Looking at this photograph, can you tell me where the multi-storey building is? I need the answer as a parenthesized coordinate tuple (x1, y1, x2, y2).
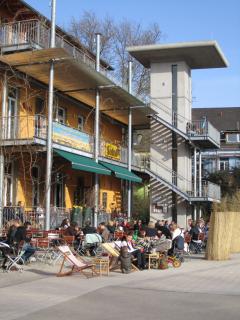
(0, 1, 229, 229)
(128, 41, 228, 225)
(0, 0, 148, 228)
(192, 107, 240, 175)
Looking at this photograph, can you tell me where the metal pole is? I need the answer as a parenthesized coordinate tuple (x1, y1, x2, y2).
(45, 0, 56, 230)
(0, 72, 7, 229)
(193, 205, 197, 221)
(94, 33, 101, 228)
(127, 60, 133, 221)
(194, 147, 197, 197)
(199, 150, 202, 197)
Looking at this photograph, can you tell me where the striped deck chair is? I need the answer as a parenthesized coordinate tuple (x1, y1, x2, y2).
(57, 245, 98, 278)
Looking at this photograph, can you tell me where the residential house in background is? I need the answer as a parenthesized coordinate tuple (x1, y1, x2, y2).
(192, 107, 240, 176)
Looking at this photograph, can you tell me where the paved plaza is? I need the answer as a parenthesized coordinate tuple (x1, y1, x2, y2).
(1, 254, 240, 320)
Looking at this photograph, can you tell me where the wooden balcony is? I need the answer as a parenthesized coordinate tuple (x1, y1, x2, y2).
(0, 115, 128, 164)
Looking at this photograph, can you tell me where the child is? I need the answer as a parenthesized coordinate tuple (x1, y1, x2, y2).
(119, 246, 132, 274)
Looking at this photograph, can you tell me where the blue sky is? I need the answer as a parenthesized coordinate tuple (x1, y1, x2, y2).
(26, 0, 240, 108)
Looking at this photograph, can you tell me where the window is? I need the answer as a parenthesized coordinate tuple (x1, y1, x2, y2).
(77, 115, 84, 131)
(56, 107, 66, 124)
(220, 159, 229, 171)
(4, 162, 13, 206)
(102, 192, 107, 210)
(35, 98, 45, 114)
(226, 133, 240, 143)
(203, 159, 216, 175)
(133, 133, 143, 145)
(54, 173, 65, 208)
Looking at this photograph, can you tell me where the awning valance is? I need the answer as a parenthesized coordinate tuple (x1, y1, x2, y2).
(100, 161, 142, 183)
(54, 149, 111, 175)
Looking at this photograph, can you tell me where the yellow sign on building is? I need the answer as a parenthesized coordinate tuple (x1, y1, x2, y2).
(105, 143, 121, 160)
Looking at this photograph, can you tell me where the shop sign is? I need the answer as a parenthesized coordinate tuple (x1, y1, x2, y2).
(105, 143, 121, 160)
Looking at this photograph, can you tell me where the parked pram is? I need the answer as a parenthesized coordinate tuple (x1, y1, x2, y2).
(76, 233, 102, 256)
(168, 235, 185, 262)
(0, 242, 24, 272)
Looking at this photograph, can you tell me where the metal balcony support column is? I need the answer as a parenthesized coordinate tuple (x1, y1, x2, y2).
(199, 150, 202, 197)
(194, 147, 197, 197)
(45, 0, 56, 231)
(94, 33, 101, 228)
(127, 60, 133, 221)
(193, 205, 197, 221)
(0, 73, 7, 229)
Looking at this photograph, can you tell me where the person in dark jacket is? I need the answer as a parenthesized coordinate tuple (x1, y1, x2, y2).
(145, 221, 157, 238)
(15, 222, 36, 263)
(156, 220, 172, 239)
(82, 221, 97, 235)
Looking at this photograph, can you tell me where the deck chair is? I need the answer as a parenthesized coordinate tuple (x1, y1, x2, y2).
(57, 245, 98, 278)
(101, 243, 139, 272)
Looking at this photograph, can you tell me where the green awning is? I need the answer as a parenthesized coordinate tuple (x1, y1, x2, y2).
(54, 149, 111, 175)
(100, 161, 142, 183)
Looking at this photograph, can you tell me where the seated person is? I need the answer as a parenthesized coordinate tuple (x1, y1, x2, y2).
(189, 221, 202, 253)
(168, 222, 184, 256)
(82, 221, 97, 235)
(15, 221, 36, 263)
(135, 230, 151, 253)
(60, 218, 70, 230)
(64, 222, 82, 249)
(120, 232, 146, 270)
(156, 220, 172, 239)
(145, 221, 158, 238)
(97, 222, 110, 242)
(0, 220, 20, 269)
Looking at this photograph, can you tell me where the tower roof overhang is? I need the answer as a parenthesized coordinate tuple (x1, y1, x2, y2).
(127, 41, 229, 69)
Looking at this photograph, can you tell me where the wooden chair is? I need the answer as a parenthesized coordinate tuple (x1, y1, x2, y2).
(62, 235, 75, 247)
(101, 243, 139, 272)
(57, 245, 98, 277)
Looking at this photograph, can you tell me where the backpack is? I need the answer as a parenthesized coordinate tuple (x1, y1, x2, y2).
(174, 235, 184, 250)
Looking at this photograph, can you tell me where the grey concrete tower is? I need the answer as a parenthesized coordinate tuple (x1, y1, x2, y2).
(128, 41, 228, 226)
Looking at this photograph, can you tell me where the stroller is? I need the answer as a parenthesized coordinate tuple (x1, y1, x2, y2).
(169, 235, 185, 262)
(0, 242, 24, 272)
(76, 233, 102, 256)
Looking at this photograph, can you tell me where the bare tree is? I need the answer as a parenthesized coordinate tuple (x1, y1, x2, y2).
(69, 12, 162, 99)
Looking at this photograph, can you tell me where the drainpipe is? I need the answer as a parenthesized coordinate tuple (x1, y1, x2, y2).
(199, 150, 202, 197)
(94, 33, 101, 228)
(127, 60, 133, 221)
(45, 0, 56, 230)
(194, 147, 197, 197)
(0, 72, 7, 229)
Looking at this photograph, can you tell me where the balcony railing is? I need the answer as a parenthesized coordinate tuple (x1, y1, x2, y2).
(0, 19, 108, 75)
(151, 98, 220, 147)
(132, 152, 221, 201)
(188, 181, 221, 201)
(100, 140, 128, 163)
(0, 115, 127, 163)
(187, 120, 220, 147)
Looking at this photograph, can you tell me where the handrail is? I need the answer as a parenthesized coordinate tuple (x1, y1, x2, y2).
(0, 19, 108, 76)
(0, 115, 127, 162)
(150, 97, 220, 146)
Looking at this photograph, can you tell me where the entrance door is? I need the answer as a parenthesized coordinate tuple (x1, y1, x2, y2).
(54, 173, 65, 208)
(32, 166, 40, 208)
